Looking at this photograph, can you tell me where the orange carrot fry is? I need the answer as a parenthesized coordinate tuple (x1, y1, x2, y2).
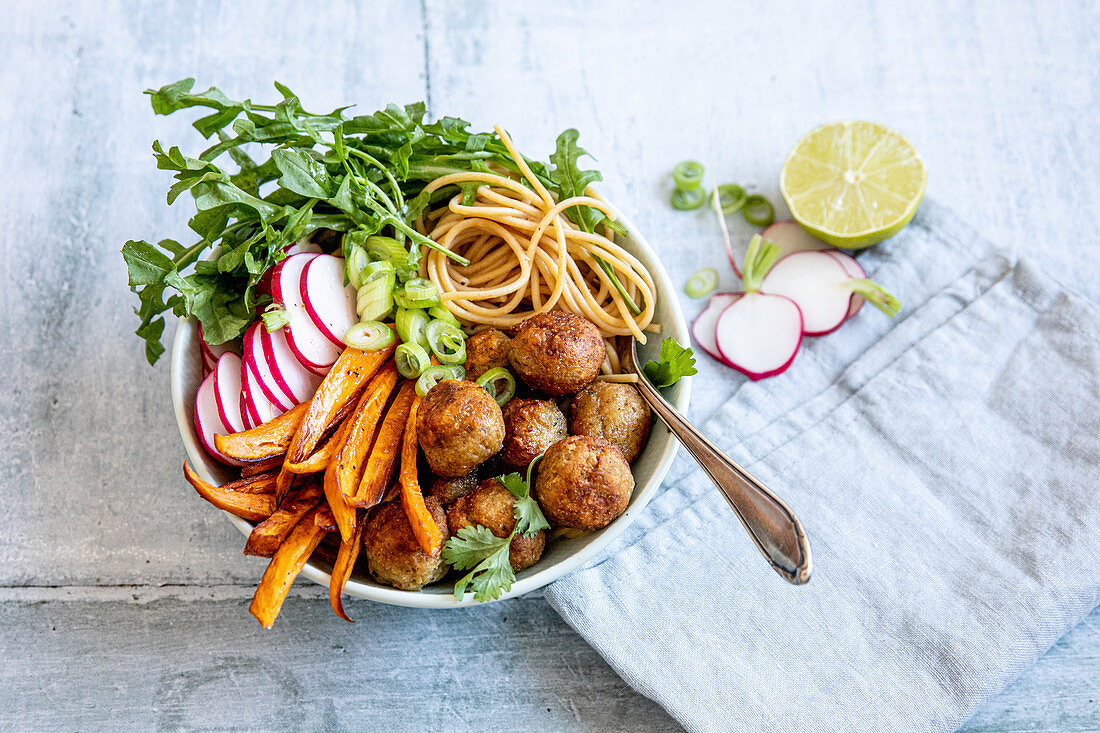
(183, 462, 275, 522)
(218, 471, 278, 494)
(240, 455, 285, 477)
(325, 363, 399, 540)
(314, 507, 338, 533)
(398, 397, 444, 556)
(214, 403, 308, 461)
(330, 521, 364, 622)
(282, 415, 353, 474)
(249, 505, 327, 628)
(243, 485, 324, 558)
(350, 382, 416, 508)
(285, 345, 396, 465)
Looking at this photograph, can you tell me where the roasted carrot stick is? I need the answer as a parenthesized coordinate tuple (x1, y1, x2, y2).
(350, 382, 416, 509)
(314, 507, 338, 533)
(285, 345, 396, 465)
(324, 363, 399, 540)
(240, 455, 285, 477)
(214, 403, 308, 461)
(282, 414, 353, 474)
(243, 485, 324, 558)
(249, 504, 328, 628)
(398, 397, 444, 556)
(183, 462, 276, 522)
(216, 470, 278, 494)
(330, 521, 364, 622)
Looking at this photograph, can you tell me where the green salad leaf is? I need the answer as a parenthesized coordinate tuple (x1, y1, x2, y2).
(642, 337, 698, 389)
(123, 79, 623, 363)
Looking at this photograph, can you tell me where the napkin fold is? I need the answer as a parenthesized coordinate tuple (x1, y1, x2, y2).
(545, 201, 1100, 733)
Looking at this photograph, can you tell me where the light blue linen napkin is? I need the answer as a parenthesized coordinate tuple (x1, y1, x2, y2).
(544, 201, 1100, 733)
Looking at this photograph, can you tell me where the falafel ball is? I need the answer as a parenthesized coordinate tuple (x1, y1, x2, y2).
(508, 312, 605, 396)
(447, 478, 546, 572)
(428, 470, 479, 504)
(464, 328, 512, 381)
(570, 381, 652, 462)
(418, 380, 505, 478)
(500, 398, 569, 468)
(362, 498, 449, 591)
(534, 435, 634, 530)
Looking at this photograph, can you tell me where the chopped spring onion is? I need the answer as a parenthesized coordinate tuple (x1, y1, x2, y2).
(361, 260, 396, 281)
(672, 160, 705, 190)
(365, 235, 410, 268)
(356, 270, 395, 321)
(403, 277, 439, 303)
(346, 245, 370, 290)
(475, 367, 516, 406)
(393, 291, 440, 310)
(428, 305, 461, 328)
(742, 194, 775, 227)
(395, 341, 432, 379)
(684, 267, 719, 298)
(344, 321, 396, 351)
(415, 364, 466, 397)
(425, 319, 466, 364)
(396, 307, 430, 348)
(261, 305, 289, 332)
(713, 184, 747, 215)
(671, 186, 707, 211)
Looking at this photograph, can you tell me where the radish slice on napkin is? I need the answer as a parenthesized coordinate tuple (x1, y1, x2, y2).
(826, 251, 867, 318)
(715, 292, 803, 380)
(760, 220, 832, 258)
(692, 292, 742, 363)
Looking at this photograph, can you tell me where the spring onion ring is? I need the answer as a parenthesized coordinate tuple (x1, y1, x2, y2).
(396, 307, 430, 348)
(713, 184, 747, 215)
(356, 270, 395, 321)
(684, 267, 719, 298)
(395, 341, 432, 379)
(344, 321, 395, 351)
(742, 194, 775, 227)
(475, 367, 516, 406)
(402, 277, 439, 303)
(415, 364, 466, 397)
(425, 319, 466, 364)
(672, 160, 705, 190)
(346, 246, 370, 290)
(670, 186, 707, 211)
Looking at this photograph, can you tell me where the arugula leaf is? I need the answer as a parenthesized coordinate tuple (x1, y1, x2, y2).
(642, 337, 698, 389)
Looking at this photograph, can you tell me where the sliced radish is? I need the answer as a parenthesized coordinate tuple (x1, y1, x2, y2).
(260, 325, 323, 405)
(270, 253, 341, 374)
(760, 220, 832, 259)
(826, 251, 866, 318)
(242, 359, 281, 425)
(715, 293, 804, 381)
(760, 252, 853, 336)
(242, 323, 295, 412)
(194, 370, 246, 466)
(239, 391, 256, 430)
(300, 254, 358, 349)
(692, 292, 742, 363)
(212, 353, 247, 434)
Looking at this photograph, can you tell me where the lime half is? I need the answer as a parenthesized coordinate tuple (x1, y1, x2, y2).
(780, 121, 926, 249)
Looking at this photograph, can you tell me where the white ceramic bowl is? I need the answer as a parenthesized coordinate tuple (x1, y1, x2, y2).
(171, 209, 691, 608)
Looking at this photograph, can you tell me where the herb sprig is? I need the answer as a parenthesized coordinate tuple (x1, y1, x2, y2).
(123, 79, 620, 364)
(443, 457, 550, 602)
(642, 337, 698, 388)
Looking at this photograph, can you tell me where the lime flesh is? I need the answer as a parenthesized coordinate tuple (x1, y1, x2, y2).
(780, 121, 927, 249)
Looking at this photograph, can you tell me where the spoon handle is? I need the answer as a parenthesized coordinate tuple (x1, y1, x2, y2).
(629, 350, 812, 584)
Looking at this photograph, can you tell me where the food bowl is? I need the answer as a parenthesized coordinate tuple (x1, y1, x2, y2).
(170, 208, 692, 608)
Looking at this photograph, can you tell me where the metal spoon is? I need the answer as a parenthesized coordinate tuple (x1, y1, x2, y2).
(625, 339, 812, 585)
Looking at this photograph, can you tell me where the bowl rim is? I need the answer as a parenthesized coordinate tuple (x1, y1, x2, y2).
(171, 207, 692, 608)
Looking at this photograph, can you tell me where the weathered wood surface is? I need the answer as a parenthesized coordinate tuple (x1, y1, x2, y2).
(1, 0, 1096, 730)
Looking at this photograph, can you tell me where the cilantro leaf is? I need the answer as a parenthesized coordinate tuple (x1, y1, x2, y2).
(442, 525, 509, 570)
(514, 495, 550, 537)
(642, 337, 698, 389)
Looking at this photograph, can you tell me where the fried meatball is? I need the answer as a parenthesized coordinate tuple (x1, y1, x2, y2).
(534, 435, 634, 530)
(508, 312, 605, 396)
(570, 381, 652, 462)
(428, 470, 479, 504)
(464, 328, 512, 381)
(500, 398, 568, 468)
(447, 479, 546, 572)
(362, 498, 449, 591)
(418, 380, 505, 478)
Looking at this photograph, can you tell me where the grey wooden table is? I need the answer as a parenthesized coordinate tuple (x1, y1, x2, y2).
(2, 1, 1097, 730)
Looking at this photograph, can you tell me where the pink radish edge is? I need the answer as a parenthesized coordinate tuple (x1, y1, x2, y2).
(194, 371, 245, 466)
(270, 253, 340, 375)
(826, 251, 866, 318)
(260, 324, 322, 405)
(242, 323, 295, 412)
(759, 251, 856, 336)
(300, 254, 357, 349)
(691, 292, 742, 364)
(212, 353, 246, 434)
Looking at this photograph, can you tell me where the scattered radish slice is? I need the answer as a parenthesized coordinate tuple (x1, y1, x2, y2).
(270, 253, 341, 374)
(692, 292, 742, 363)
(300, 254, 358, 349)
(715, 293, 803, 381)
(212, 353, 247, 434)
(760, 251, 899, 336)
(242, 323, 294, 412)
(194, 370, 246, 466)
(826, 251, 866, 318)
(260, 324, 322, 405)
(760, 220, 832, 259)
